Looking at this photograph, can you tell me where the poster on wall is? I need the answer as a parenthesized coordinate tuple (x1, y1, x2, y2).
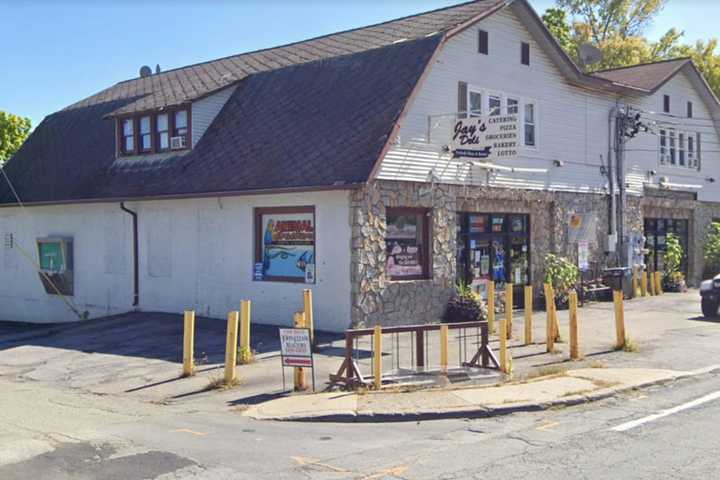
(578, 240, 590, 271)
(386, 243, 423, 277)
(259, 211, 315, 282)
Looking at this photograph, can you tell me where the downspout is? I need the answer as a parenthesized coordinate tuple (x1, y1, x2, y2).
(120, 202, 139, 307)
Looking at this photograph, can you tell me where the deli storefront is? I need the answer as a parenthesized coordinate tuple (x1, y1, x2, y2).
(456, 212, 530, 307)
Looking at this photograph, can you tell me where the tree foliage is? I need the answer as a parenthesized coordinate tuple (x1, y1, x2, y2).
(704, 222, 720, 275)
(543, 0, 720, 97)
(0, 111, 31, 165)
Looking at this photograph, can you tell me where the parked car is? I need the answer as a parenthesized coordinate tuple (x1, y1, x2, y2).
(700, 274, 720, 317)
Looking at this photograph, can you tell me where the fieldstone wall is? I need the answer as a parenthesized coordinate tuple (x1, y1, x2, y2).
(350, 180, 613, 327)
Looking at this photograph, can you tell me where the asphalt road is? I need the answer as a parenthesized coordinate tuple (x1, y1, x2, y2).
(2, 291, 720, 479)
(2, 370, 720, 479)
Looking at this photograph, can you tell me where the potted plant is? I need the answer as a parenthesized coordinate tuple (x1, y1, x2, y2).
(543, 253, 579, 309)
(444, 282, 488, 323)
(663, 233, 687, 292)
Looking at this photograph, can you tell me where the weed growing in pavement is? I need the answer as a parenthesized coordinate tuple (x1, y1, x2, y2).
(206, 374, 241, 391)
(588, 360, 606, 368)
(616, 337, 640, 353)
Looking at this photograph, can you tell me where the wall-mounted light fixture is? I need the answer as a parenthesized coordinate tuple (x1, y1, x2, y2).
(552, 159, 564, 167)
(707, 177, 716, 183)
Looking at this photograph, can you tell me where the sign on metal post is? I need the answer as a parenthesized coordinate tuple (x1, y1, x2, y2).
(450, 115, 519, 160)
(279, 327, 315, 391)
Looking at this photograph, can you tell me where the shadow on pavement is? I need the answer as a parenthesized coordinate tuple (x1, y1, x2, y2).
(0, 312, 342, 364)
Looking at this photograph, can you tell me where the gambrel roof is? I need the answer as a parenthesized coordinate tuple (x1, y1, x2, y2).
(2, 0, 718, 206)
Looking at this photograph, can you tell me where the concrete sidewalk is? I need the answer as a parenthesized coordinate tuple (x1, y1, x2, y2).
(242, 366, 719, 422)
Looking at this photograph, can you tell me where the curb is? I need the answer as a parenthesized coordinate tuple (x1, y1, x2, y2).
(249, 365, 720, 423)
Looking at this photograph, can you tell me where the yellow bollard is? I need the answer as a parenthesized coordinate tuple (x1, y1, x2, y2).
(224, 311, 240, 385)
(613, 290, 626, 350)
(239, 300, 252, 364)
(182, 310, 196, 377)
(505, 284, 514, 340)
(641, 270, 648, 297)
(303, 289, 315, 347)
(373, 325, 382, 389)
(569, 291, 580, 360)
(487, 281, 496, 335)
(499, 319, 508, 374)
(648, 271, 656, 296)
(440, 324, 449, 373)
(293, 312, 307, 391)
(544, 283, 555, 353)
(632, 268, 639, 298)
(549, 285, 560, 341)
(524, 285, 533, 345)
(655, 271, 663, 295)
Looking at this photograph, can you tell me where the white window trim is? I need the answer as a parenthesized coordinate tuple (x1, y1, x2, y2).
(465, 85, 539, 151)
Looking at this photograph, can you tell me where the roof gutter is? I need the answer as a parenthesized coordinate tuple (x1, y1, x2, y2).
(0, 183, 361, 209)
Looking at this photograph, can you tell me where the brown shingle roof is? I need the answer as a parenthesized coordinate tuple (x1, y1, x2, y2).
(64, 0, 504, 117)
(591, 58, 691, 92)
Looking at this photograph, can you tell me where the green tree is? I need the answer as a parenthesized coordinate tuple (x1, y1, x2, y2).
(545, 0, 683, 72)
(543, 8, 575, 59)
(672, 39, 720, 100)
(704, 222, 720, 276)
(0, 111, 31, 165)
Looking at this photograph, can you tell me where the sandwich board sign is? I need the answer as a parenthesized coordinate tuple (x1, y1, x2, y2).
(279, 327, 315, 390)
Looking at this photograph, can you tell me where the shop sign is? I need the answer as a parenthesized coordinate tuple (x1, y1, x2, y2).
(279, 328, 313, 367)
(578, 240, 590, 271)
(450, 115, 519, 160)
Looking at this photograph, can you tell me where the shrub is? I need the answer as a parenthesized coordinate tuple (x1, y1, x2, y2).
(704, 222, 720, 276)
(662, 233, 686, 292)
(543, 253, 579, 307)
(444, 282, 488, 323)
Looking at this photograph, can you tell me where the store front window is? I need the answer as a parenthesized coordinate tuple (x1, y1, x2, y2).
(456, 212, 530, 306)
(386, 208, 431, 281)
(644, 218, 688, 274)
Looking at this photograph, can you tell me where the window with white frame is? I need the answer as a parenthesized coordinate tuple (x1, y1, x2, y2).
(524, 102, 536, 147)
(659, 129, 702, 170)
(463, 87, 537, 149)
(468, 90, 483, 117)
(489, 95, 501, 116)
(688, 134, 695, 167)
(659, 129, 668, 164)
(507, 97, 519, 115)
(669, 129, 676, 165)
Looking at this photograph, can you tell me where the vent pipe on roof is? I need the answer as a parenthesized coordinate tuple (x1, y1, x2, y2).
(155, 64, 161, 74)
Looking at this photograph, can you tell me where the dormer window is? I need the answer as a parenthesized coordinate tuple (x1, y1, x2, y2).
(117, 107, 190, 157)
(156, 113, 170, 151)
(122, 118, 135, 154)
(174, 110, 188, 137)
(139, 116, 152, 153)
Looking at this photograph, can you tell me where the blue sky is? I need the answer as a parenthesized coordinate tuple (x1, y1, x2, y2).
(2, 0, 719, 128)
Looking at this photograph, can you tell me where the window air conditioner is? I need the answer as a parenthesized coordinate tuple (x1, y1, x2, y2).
(170, 135, 187, 150)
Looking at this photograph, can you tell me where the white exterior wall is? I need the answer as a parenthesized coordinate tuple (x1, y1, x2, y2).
(0, 190, 353, 332)
(377, 7, 618, 194)
(622, 72, 720, 201)
(191, 85, 237, 148)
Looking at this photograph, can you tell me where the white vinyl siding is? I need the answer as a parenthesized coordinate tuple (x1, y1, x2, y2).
(191, 85, 238, 148)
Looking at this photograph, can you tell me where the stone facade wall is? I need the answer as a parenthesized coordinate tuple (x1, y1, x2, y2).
(350, 180, 613, 327)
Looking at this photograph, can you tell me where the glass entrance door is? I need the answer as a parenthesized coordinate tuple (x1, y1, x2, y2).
(456, 212, 530, 308)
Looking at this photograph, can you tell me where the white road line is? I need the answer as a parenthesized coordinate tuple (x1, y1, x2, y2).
(611, 391, 720, 432)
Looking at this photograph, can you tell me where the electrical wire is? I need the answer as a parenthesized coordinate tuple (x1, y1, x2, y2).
(0, 164, 86, 320)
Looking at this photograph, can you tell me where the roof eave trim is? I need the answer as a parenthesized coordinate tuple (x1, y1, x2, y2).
(444, 0, 512, 39)
(0, 183, 363, 209)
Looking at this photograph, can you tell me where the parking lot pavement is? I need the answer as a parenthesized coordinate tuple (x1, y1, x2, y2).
(0, 290, 715, 413)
